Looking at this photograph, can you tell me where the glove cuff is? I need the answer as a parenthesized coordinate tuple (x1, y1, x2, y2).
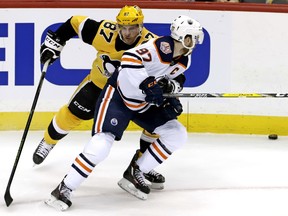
(170, 80, 182, 93)
(139, 76, 156, 90)
(44, 30, 65, 52)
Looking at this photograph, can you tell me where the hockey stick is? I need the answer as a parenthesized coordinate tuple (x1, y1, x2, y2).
(4, 60, 50, 207)
(163, 93, 288, 98)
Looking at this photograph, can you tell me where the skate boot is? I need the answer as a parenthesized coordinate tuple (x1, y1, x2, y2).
(118, 152, 150, 200)
(130, 150, 165, 189)
(33, 138, 54, 165)
(144, 169, 165, 190)
(45, 178, 72, 211)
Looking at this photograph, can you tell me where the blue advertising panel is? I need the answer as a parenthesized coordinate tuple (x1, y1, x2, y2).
(0, 22, 210, 88)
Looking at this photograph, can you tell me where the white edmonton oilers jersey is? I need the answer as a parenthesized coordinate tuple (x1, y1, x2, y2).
(117, 36, 191, 112)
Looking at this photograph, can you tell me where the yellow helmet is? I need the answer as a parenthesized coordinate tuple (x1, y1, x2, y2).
(116, 5, 144, 26)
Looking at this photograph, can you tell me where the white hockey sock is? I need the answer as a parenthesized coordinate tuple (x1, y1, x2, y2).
(64, 153, 95, 190)
(136, 139, 172, 173)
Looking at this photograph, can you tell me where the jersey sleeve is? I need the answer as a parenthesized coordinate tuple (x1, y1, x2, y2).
(55, 17, 78, 42)
(55, 15, 102, 45)
(121, 50, 148, 89)
(77, 18, 102, 44)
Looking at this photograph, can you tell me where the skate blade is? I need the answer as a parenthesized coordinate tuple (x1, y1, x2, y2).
(117, 178, 148, 200)
(45, 195, 69, 211)
(149, 182, 164, 190)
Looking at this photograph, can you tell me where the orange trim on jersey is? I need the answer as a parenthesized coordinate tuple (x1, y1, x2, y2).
(76, 157, 93, 173)
(117, 82, 148, 110)
(121, 57, 142, 65)
(96, 85, 113, 132)
(152, 142, 168, 160)
(123, 99, 148, 109)
(177, 61, 187, 69)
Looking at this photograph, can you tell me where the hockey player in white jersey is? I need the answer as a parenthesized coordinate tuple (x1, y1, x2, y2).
(45, 15, 204, 211)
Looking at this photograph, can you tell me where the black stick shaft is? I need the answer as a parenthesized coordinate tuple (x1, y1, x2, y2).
(4, 61, 50, 207)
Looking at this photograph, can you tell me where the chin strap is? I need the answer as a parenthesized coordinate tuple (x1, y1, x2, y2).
(184, 48, 193, 56)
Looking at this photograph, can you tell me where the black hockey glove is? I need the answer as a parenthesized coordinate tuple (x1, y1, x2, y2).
(139, 76, 164, 106)
(40, 30, 65, 65)
(158, 77, 183, 94)
(162, 98, 183, 119)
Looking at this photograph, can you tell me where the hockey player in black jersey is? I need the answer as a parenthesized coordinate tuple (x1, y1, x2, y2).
(33, 5, 170, 190)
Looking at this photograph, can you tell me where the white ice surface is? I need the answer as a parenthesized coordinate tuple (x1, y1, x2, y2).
(1, 131, 288, 216)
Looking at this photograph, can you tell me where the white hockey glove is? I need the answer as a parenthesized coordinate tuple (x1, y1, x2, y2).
(40, 30, 65, 65)
(169, 79, 182, 93)
(158, 78, 182, 94)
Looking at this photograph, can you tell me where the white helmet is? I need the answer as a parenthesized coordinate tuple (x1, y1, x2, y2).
(170, 15, 204, 50)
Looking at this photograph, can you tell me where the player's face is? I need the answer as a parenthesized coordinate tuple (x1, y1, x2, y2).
(119, 25, 141, 45)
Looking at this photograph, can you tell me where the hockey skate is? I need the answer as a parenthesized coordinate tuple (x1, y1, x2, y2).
(118, 152, 150, 200)
(125, 150, 165, 190)
(33, 138, 54, 165)
(45, 179, 72, 211)
(144, 169, 165, 190)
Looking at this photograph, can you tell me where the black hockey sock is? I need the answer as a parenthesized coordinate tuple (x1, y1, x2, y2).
(139, 139, 151, 154)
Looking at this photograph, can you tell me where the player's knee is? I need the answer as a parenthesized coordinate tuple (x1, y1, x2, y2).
(68, 101, 94, 120)
(83, 133, 115, 164)
(56, 105, 82, 131)
(172, 123, 187, 150)
(67, 81, 100, 120)
(155, 120, 187, 152)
